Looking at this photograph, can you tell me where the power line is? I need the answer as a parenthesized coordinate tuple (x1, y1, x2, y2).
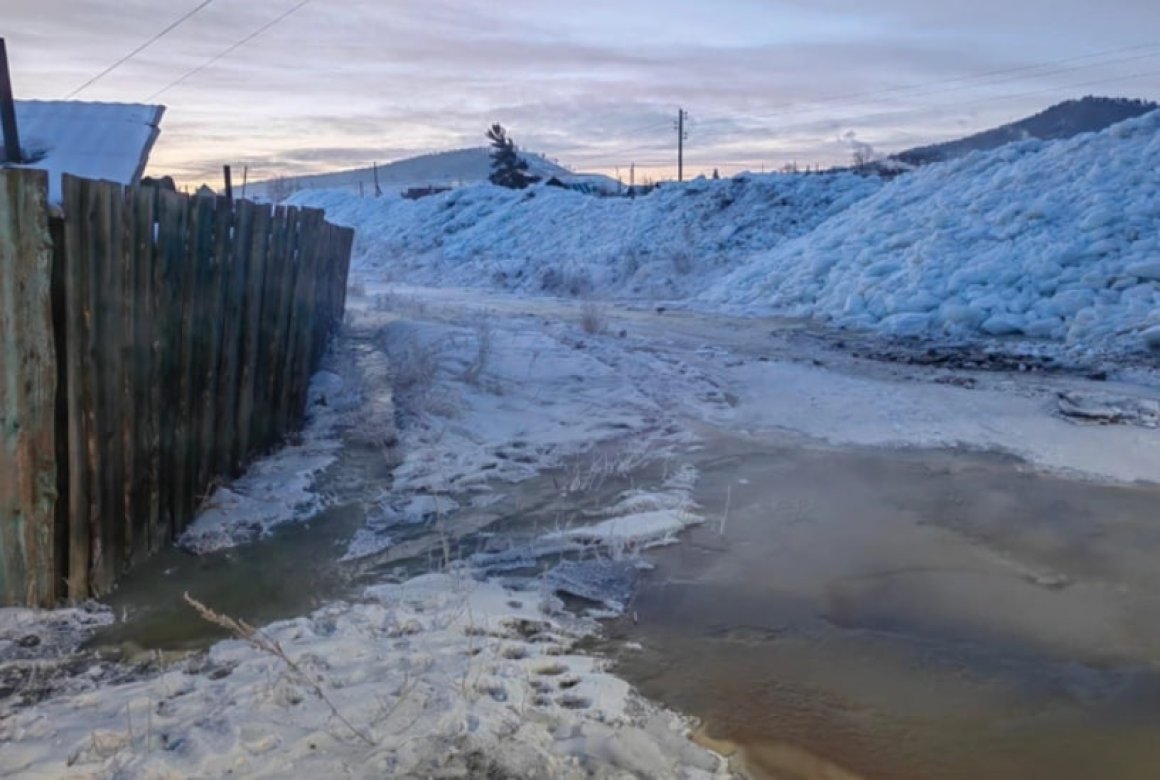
(573, 65, 1160, 173)
(145, 0, 311, 102)
(702, 42, 1160, 129)
(757, 65, 1160, 140)
(541, 46, 1160, 170)
(65, 0, 216, 99)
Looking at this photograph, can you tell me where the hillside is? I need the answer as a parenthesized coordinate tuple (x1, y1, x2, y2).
(709, 108, 1160, 355)
(289, 172, 882, 299)
(251, 148, 616, 200)
(293, 106, 1160, 356)
(893, 96, 1157, 166)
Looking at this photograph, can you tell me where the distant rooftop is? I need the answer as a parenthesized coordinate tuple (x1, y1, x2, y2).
(1, 100, 164, 203)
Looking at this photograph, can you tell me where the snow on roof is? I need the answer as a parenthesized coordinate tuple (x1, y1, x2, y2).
(2, 100, 164, 203)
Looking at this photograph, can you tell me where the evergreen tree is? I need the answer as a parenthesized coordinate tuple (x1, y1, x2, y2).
(486, 124, 540, 189)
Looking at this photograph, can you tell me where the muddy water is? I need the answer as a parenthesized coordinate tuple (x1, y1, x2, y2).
(88, 441, 666, 654)
(604, 435, 1160, 780)
(83, 394, 1160, 780)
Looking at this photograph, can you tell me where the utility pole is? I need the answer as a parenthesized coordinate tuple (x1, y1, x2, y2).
(0, 38, 23, 164)
(222, 165, 234, 205)
(674, 108, 688, 182)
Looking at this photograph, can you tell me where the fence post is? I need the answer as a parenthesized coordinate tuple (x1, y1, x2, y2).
(0, 38, 23, 164)
(0, 169, 57, 606)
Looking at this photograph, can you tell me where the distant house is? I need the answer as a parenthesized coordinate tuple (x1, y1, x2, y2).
(402, 185, 452, 200)
(544, 173, 623, 197)
(1, 100, 164, 203)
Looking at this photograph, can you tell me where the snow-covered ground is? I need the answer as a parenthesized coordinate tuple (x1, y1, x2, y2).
(0, 289, 727, 780)
(364, 285, 1160, 485)
(290, 172, 881, 300)
(340, 291, 706, 568)
(1, 572, 726, 779)
(294, 108, 1160, 358)
(5, 282, 1159, 778)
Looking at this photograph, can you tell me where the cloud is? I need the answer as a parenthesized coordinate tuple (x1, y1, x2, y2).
(4, 0, 1158, 183)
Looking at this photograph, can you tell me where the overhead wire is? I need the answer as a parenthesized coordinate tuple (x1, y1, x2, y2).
(64, 0, 216, 98)
(702, 41, 1160, 127)
(145, 0, 311, 102)
(748, 65, 1160, 140)
(569, 57, 1160, 170)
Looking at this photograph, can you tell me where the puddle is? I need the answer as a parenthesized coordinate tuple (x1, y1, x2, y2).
(88, 439, 672, 654)
(86, 422, 395, 653)
(603, 435, 1160, 780)
(89, 506, 368, 654)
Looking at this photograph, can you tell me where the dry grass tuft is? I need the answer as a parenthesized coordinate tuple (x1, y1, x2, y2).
(580, 301, 604, 335)
(183, 593, 376, 746)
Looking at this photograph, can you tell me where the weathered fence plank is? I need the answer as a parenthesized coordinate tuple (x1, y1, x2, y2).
(2, 174, 352, 605)
(154, 188, 185, 547)
(62, 176, 91, 600)
(194, 198, 230, 494)
(130, 186, 158, 561)
(255, 207, 289, 452)
(286, 209, 323, 429)
(273, 208, 303, 439)
(234, 203, 270, 472)
(0, 169, 57, 607)
(215, 200, 251, 477)
(49, 216, 69, 597)
(93, 180, 123, 593)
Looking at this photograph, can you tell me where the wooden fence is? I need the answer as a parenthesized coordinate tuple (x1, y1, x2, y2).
(0, 169, 353, 606)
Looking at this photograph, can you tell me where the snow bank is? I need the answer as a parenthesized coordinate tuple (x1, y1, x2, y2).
(707, 110, 1160, 355)
(291, 172, 882, 299)
(0, 574, 727, 779)
(299, 111, 1160, 357)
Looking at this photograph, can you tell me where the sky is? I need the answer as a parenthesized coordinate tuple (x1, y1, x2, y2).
(5, 0, 1160, 185)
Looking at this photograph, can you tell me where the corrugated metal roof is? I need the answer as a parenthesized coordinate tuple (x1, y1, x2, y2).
(1, 100, 164, 203)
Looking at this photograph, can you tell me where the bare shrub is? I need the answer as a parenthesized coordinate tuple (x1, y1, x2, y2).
(382, 329, 461, 418)
(562, 443, 649, 495)
(389, 332, 443, 397)
(461, 320, 493, 386)
(183, 593, 375, 746)
(373, 291, 427, 318)
(580, 302, 603, 335)
(540, 267, 593, 297)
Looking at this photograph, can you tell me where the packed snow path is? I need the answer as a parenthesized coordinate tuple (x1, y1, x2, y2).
(365, 283, 1160, 486)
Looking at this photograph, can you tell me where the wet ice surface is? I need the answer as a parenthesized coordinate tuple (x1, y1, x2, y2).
(604, 437, 1160, 780)
(544, 560, 641, 611)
